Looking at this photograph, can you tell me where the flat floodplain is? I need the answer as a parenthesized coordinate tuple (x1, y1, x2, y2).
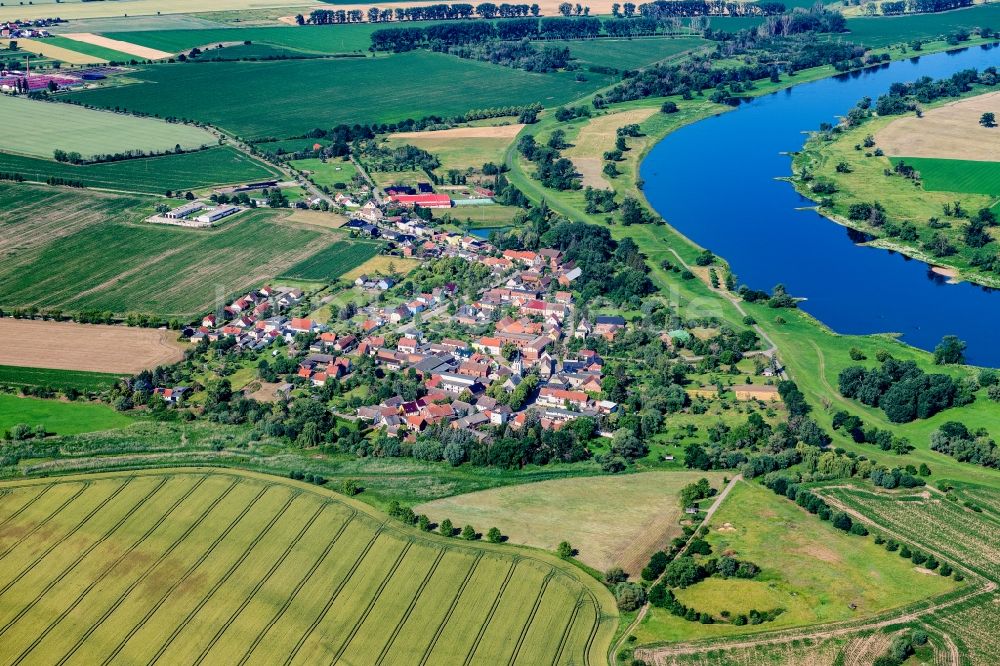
(0, 469, 616, 665)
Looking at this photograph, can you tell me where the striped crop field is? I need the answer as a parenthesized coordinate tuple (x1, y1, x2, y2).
(277, 240, 382, 282)
(0, 468, 617, 665)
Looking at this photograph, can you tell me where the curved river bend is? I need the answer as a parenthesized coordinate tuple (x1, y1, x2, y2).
(641, 45, 1000, 366)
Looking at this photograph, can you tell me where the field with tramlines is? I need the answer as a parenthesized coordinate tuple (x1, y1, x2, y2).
(0, 469, 616, 665)
(922, 592, 1000, 666)
(820, 486, 1000, 582)
(277, 240, 382, 283)
(0, 186, 349, 320)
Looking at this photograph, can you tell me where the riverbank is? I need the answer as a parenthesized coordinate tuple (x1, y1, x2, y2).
(791, 83, 1000, 290)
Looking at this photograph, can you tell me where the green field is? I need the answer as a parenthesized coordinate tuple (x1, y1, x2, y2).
(42, 35, 138, 62)
(0, 146, 278, 194)
(633, 481, 956, 644)
(845, 5, 1000, 47)
(890, 156, 1000, 195)
(0, 184, 344, 319)
(416, 471, 726, 576)
(384, 132, 516, 175)
(0, 393, 131, 435)
(0, 96, 213, 160)
(290, 157, 357, 188)
(0, 365, 122, 392)
(558, 36, 708, 71)
(102, 24, 385, 54)
(64, 52, 616, 139)
(277, 240, 381, 282)
(0, 469, 616, 664)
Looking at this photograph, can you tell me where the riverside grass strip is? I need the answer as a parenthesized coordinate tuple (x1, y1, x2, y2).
(0, 469, 616, 665)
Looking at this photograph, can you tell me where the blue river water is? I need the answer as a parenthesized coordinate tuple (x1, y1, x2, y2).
(641, 44, 1000, 366)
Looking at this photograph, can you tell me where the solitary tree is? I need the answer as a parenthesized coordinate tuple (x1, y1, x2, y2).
(933, 335, 966, 365)
(980, 112, 996, 128)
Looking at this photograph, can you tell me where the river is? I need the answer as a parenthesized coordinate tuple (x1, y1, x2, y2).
(641, 44, 1000, 366)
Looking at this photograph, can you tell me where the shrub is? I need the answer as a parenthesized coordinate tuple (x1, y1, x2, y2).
(614, 582, 647, 611)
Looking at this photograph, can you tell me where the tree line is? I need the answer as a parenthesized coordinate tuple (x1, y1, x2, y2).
(877, 0, 972, 16)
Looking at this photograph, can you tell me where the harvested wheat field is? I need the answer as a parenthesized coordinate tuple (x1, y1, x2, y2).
(0, 319, 184, 374)
(61, 32, 173, 59)
(392, 124, 525, 140)
(5, 37, 102, 65)
(876, 91, 1000, 161)
(416, 471, 726, 576)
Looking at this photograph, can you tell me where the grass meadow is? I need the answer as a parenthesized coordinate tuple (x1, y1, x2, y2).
(0, 365, 122, 392)
(0, 146, 278, 194)
(102, 24, 386, 54)
(845, 5, 1000, 47)
(277, 240, 381, 282)
(290, 157, 357, 188)
(0, 469, 616, 664)
(63, 52, 615, 139)
(634, 481, 957, 644)
(0, 96, 214, 160)
(416, 471, 727, 576)
(0, 185, 346, 319)
(384, 132, 515, 174)
(557, 36, 708, 71)
(0, 394, 131, 435)
(891, 156, 1000, 196)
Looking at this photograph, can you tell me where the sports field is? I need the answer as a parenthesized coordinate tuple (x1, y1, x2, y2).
(0, 96, 213, 160)
(277, 240, 382, 282)
(0, 185, 347, 319)
(0, 146, 278, 194)
(0, 469, 616, 664)
(0, 394, 131, 436)
(64, 52, 616, 139)
(416, 471, 726, 575)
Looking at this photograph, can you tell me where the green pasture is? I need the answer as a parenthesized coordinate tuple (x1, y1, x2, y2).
(0, 469, 616, 664)
(556, 36, 708, 71)
(0, 393, 131, 436)
(0, 96, 213, 160)
(290, 158, 357, 188)
(0, 365, 122, 392)
(0, 146, 278, 194)
(634, 481, 956, 645)
(891, 156, 1000, 196)
(63, 52, 616, 139)
(277, 240, 381, 282)
(845, 5, 1000, 47)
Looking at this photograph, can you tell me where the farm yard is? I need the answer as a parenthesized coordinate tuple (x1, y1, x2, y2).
(0, 319, 184, 374)
(0, 469, 616, 665)
(0, 146, 279, 194)
(415, 471, 726, 576)
(0, 95, 214, 160)
(277, 240, 382, 282)
(0, 394, 131, 436)
(63, 52, 616, 139)
(0, 185, 349, 319)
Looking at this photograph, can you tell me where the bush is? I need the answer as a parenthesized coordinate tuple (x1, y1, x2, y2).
(614, 582, 647, 611)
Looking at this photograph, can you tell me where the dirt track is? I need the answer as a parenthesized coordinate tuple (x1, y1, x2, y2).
(0, 319, 184, 374)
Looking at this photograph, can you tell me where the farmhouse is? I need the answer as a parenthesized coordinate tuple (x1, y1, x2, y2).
(196, 204, 240, 224)
(164, 201, 205, 219)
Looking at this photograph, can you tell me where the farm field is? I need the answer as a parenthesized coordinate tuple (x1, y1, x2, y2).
(0, 146, 278, 194)
(0, 365, 122, 392)
(556, 36, 708, 71)
(0, 185, 346, 319)
(341, 255, 421, 281)
(63, 52, 616, 139)
(0, 394, 131, 436)
(0, 468, 616, 664)
(385, 125, 521, 175)
(102, 24, 386, 54)
(632, 481, 957, 644)
(875, 90, 1000, 163)
(41, 36, 138, 63)
(5, 37, 98, 65)
(0, 319, 184, 374)
(416, 471, 726, 575)
(277, 240, 382, 282)
(61, 32, 173, 59)
(844, 5, 1000, 47)
(0, 95, 214, 160)
(891, 156, 1000, 195)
